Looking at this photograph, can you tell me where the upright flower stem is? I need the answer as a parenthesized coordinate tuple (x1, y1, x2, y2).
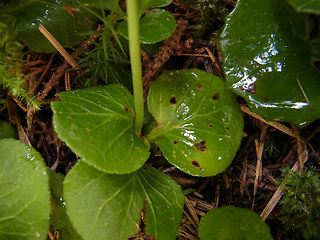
(127, 0, 144, 136)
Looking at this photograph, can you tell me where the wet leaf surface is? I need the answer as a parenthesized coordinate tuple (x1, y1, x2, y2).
(0, 139, 50, 240)
(147, 69, 243, 177)
(3, 0, 94, 53)
(51, 85, 150, 174)
(220, 0, 320, 126)
(64, 161, 184, 240)
(198, 206, 273, 240)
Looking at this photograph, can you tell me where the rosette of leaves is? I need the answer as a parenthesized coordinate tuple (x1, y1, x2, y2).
(52, 69, 243, 177)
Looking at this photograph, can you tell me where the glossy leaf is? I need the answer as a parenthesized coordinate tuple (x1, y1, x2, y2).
(147, 69, 243, 177)
(0, 139, 50, 240)
(2, 0, 94, 53)
(287, 0, 320, 14)
(51, 85, 150, 174)
(49, 171, 82, 240)
(64, 161, 185, 240)
(220, 0, 320, 126)
(118, 9, 176, 44)
(138, 0, 173, 15)
(0, 120, 18, 139)
(198, 206, 273, 240)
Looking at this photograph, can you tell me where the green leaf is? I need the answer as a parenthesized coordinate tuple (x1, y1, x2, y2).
(198, 206, 273, 240)
(287, 0, 320, 14)
(51, 85, 150, 174)
(64, 161, 185, 240)
(138, 0, 173, 15)
(0, 139, 50, 240)
(220, 0, 320, 126)
(118, 9, 176, 44)
(2, 0, 94, 53)
(49, 171, 83, 240)
(0, 121, 18, 139)
(146, 69, 243, 177)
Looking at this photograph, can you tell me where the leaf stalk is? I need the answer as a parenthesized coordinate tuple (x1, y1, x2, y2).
(127, 0, 144, 136)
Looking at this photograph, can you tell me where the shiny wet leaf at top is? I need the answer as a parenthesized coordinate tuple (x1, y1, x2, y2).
(220, 0, 320, 126)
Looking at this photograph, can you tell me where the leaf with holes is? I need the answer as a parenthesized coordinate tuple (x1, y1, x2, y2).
(287, 0, 320, 14)
(220, 0, 320, 126)
(118, 9, 176, 44)
(51, 85, 150, 174)
(0, 139, 50, 240)
(146, 69, 243, 177)
(64, 161, 184, 240)
(198, 206, 273, 240)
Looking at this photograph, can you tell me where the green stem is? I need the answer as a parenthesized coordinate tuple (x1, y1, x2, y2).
(127, 0, 144, 136)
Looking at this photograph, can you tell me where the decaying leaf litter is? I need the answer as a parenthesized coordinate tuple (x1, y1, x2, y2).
(1, 0, 320, 239)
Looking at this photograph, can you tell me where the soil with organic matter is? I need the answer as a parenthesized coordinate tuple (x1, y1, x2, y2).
(1, 1, 320, 239)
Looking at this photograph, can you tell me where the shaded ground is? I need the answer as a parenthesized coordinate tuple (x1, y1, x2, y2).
(1, 1, 320, 239)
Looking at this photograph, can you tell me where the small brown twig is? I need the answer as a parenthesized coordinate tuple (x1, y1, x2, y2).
(260, 141, 308, 221)
(185, 197, 199, 225)
(252, 124, 268, 209)
(30, 52, 56, 95)
(240, 105, 295, 138)
(38, 24, 78, 68)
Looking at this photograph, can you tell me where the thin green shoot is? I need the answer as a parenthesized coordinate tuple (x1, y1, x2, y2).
(75, 1, 129, 85)
(75, 0, 126, 57)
